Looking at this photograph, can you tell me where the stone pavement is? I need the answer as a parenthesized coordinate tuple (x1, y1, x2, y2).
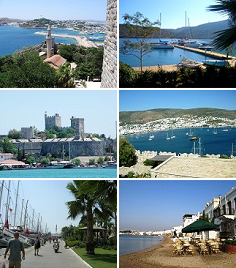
(1, 240, 91, 268)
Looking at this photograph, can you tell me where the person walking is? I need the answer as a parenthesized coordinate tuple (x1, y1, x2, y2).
(4, 232, 25, 268)
(34, 236, 40, 256)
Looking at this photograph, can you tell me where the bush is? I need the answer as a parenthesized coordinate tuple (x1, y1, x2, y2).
(119, 62, 138, 87)
(225, 239, 236, 246)
(119, 138, 137, 167)
(66, 240, 86, 248)
(143, 159, 156, 167)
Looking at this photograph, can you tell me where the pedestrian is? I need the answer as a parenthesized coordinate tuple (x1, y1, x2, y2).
(34, 236, 40, 256)
(4, 232, 25, 268)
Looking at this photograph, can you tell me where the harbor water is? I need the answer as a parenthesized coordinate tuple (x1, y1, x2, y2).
(0, 167, 117, 178)
(0, 26, 105, 56)
(119, 234, 164, 255)
(125, 127, 236, 156)
(119, 38, 231, 67)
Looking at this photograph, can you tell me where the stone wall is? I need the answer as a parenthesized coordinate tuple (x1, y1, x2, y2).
(13, 140, 105, 158)
(100, 0, 117, 88)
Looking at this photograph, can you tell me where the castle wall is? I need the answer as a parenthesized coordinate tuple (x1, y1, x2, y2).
(100, 0, 117, 88)
(13, 140, 105, 159)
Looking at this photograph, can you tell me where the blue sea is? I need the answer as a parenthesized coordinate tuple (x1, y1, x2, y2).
(0, 167, 117, 178)
(0, 26, 105, 56)
(119, 38, 233, 67)
(125, 127, 236, 156)
(119, 235, 164, 255)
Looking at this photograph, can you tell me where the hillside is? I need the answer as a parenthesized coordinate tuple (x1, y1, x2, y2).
(120, 20, 229, 39)
(119, 108, 236, 125)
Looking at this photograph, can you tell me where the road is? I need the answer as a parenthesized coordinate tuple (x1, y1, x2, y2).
(1, 240, 91, 268)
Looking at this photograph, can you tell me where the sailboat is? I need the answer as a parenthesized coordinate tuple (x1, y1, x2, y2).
(166, 133, 170, 140)
(213, 128, 218, 134)
(170, 130, 176, 139)
(150, 13, 174, 49)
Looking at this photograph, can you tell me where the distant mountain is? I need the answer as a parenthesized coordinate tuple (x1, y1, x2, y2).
(0, 17, 25, 25)
(119, 108, 236, 125)
(120, 20, 229, 39)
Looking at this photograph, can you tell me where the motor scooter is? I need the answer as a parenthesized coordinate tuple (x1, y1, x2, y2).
(53, 242, 59, 253)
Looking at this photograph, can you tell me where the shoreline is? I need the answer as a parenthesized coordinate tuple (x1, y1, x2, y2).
(119, 237, 236, 268)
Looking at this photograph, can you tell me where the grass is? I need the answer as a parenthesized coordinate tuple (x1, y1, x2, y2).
(73, 247, 117, 268)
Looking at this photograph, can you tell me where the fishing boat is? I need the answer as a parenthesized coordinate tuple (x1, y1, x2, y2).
(203, 60, 229, 67)
(178, 57, 203, 68)
(46, 161, 65, 169)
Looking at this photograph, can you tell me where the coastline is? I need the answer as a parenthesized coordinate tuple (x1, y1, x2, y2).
(133, 65, 178, 72)
(119, 237, 236, 268)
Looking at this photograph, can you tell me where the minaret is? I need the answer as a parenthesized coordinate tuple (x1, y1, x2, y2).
(46, 24, 52, 58)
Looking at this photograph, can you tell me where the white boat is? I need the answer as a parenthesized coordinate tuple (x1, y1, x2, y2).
(184, 39, 201, 48)
(170, 130, 176, 139)
(199, 43, 213, 51)
(166, 133, 170, 140)
(213, 128, 218, 134)
(203, 60, 229, 67)
(150, 40, 174, 49)
(178, 57, 203, 68)
(47, 161, 65, 169)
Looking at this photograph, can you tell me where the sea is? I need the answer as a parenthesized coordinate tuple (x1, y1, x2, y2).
(0, 167, 117, 178)
(0, 25, 105, 56)
(119, 234, 164, 255)
(125, 127, 236, 157)
(119, 38, 234, 67)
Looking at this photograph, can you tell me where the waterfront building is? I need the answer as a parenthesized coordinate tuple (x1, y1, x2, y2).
(0, 153, 13, 162)
(204, 187, 236, 239)
(45, 112, 61, 131)
(21, 126, 34, 139)
(182, 213, 201, 228)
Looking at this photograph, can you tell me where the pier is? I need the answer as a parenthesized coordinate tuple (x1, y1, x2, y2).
(35, 31, 97, 48)
(173, 44, 234, 60)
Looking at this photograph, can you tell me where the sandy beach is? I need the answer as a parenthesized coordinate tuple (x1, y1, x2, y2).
(119, 237, 236, 268)
(133, 65, 178, 72)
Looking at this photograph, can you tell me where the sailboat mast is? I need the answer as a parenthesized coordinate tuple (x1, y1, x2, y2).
(5, 180, 11, 226)
(14, 180, 20, 227)
(0, 180, 4, 217)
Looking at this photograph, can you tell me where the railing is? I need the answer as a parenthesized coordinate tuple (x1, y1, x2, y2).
(214, 208, 236, 217)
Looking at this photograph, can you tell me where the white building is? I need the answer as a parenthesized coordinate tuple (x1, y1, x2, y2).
(0, 153, 13, 162)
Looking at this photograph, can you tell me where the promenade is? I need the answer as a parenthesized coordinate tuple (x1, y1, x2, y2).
(35, 31, 97, 48)
(0, 240, 90, 268)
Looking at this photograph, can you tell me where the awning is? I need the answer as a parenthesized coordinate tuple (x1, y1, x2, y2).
(149, 155, 173, 162)
(182, 220, 218, 233)
(219, 215, 235, 221)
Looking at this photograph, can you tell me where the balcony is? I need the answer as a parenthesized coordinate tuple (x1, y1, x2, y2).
(214, 208, 236, 218)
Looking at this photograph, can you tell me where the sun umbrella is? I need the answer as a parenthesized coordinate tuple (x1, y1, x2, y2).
(182, 220, 218, 233)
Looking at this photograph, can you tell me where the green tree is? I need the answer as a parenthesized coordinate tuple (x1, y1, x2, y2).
(0, 138, 17, 154)
(120, 12, 160, 72)
(57, 62, 75, 88)
(71, 158, 81, 166)
(2, 52, 57, 88)
(208, 0, 236, 50)
(89, 159, 95, 165)
(119, 62, 138, 87)
(119, 138, 137, 167)
(26, 156, 36, 164)
(97, 156, 104, 165)
(41, 157, 49, 166)
(8, 129, 21, 139)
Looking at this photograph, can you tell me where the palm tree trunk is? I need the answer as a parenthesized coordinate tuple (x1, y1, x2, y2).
(86, 199, 95, 254)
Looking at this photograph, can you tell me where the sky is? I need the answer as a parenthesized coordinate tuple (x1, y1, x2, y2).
(0, 0, 107, 21)
(119, 180, 236, 231)
(119, 90, 236, 111)
(1, 180, 83, 233)
(0, 90, 117, 138)
(119, 0, 227, 29)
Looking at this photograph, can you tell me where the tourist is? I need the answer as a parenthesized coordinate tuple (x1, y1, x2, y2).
(34, 236, 40, 256)
(4, 232, 25, 268)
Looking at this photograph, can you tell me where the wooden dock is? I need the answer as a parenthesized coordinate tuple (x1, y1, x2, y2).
(172, 44, 233, 60)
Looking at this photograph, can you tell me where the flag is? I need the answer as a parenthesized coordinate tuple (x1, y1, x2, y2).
(5, 219, 9, 229)
(38, 232, 42, 236)
(9, 208, 13, 212)
(26, 228, 30, 235)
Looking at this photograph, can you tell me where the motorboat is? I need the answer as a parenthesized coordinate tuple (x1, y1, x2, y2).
(150, 40, 174, 49)
(189, 136, 199, 141)
(178, 57, 203, 68)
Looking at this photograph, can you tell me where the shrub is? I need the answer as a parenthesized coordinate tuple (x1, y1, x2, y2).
(119, 62, 138, 87)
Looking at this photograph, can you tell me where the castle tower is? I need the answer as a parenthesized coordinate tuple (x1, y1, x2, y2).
(70, 117, 84, 139)
(45, 112, 61, 131)
(46, 24, 53, 58)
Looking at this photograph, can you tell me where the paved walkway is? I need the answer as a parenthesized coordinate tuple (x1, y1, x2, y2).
(1, 240, 90, 268)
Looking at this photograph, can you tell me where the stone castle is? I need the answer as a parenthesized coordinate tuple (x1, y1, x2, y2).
(14, 113, 105, 158)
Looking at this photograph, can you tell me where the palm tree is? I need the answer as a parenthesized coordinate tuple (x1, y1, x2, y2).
(208, 0, 236, 50)
(57, 62, 75, 88)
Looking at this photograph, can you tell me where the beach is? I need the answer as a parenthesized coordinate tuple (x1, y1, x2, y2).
(119, 237, 236, 268)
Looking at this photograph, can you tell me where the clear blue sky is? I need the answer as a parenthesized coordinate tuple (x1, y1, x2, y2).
(1, 180, 81, 233)
(119, 0, 227, 29)
(0, 90, 117, 138)
(0, 0, 107, 21)
(119, 90, 236, 111)
(119, 180, 236, 231)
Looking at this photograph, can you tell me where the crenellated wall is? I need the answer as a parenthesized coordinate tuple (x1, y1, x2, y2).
(100, 0, 117, 88)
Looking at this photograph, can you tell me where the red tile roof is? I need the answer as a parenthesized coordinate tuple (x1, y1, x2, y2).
(43, 55, 67, 69)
